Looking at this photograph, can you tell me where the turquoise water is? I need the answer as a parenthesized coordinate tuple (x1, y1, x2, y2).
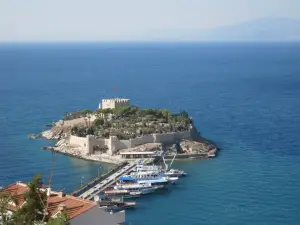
(0, 43, 300, 224)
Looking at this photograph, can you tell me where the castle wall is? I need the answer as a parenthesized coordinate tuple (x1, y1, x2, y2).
(115, 101, 130, 108)
(88, 136, 106, 151)
(69, 135, 87, 148)
(101, 100, 115, 109)
(130, 135, 155, 147)
(69, 135, 107, 155)
(70, 129, 194, 156)
(154, 130, 192, 143)
(101, 98, 130, 109)
(118, 140, 132, 149)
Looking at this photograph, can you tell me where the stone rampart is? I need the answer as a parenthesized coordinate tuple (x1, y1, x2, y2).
(154, 130, 192, 143)
(69, 135, 87, 148)
(70, 128, 196, 156)
(101, 98, 130, 109)
(130, 135, 155, 147)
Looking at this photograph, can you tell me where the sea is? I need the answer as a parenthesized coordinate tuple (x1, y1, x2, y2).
(0, 42, 300, 225)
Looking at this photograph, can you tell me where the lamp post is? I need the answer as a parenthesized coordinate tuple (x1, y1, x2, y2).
(98, 166, 102, 177)
(80, 176, 84, 187)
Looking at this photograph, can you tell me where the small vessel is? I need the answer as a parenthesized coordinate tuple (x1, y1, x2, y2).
(208, 152, 216, 158)
(104, 189, 141, 198)
(132, 170, 179, 184)
(114, 183, 157, 194)
(96, 195, 136, 210)
(119, 174, 170, 188)
(137, 178, 171, 187)
(165, 169, 187, 177)
(134, 164, 163, 173)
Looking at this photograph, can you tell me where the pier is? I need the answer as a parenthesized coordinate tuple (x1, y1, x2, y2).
(73, 158, 154, 200)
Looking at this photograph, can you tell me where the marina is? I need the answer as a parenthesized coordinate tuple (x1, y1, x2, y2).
(72, 154, 188, 213)
(78, 162, 138, 200)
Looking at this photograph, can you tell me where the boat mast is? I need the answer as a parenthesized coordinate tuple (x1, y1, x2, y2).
(161, 154, 168, 171)
(169, 153, 177, 170)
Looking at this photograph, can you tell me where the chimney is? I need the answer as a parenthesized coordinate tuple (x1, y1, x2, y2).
(58, 190, 64, 198)
(47, 188, 51, 197)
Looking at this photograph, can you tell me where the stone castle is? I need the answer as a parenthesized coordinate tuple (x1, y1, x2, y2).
(64, 98, 196, 156)
(99, 98, 130, 109)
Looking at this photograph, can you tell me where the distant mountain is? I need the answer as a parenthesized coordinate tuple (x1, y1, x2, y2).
(144, 17, 300, 42)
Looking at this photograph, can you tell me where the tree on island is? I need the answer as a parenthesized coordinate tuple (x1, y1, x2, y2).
(88, 106, 193, 140)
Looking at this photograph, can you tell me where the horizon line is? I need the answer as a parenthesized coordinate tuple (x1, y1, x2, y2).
(1, 40, 300, 45)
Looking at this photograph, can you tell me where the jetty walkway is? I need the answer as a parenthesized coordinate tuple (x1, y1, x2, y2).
(74, 158, 154, 200)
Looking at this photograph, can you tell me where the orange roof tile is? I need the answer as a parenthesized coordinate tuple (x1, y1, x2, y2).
(2, 182, 95, 220)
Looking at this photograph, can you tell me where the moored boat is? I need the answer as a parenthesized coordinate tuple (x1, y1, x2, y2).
(114, 182, 157, 194)
(165, 169, 187, 177)
(119, 174, 170, 188)
(104, 189, 141, 198)
(96, 195, 136, 210)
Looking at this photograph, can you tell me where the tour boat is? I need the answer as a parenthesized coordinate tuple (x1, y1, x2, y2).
(119, 174, 170, 188)
(134, 164, 163, 173)
(120, 170, 178, 186)
(132, 170, 178, 183)
(114, 183, 157, 194)
(135, 154, 187, 180)
(137, 178, 174, 186)
(135, 165, 186, 179)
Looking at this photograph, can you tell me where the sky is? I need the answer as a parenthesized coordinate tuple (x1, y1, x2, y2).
(0, 0, 300, 42)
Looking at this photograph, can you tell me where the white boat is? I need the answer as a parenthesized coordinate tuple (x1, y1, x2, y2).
(134, 164, 163, 172)
(119, 174, 170, 188)
(131, 170, 178, 184)
(114, 183, 156, 194)
(137, 178, 171, 187)
(165, 169, 187, 177)
(208, 153, 216, 158)
(134, 154, 186, 181)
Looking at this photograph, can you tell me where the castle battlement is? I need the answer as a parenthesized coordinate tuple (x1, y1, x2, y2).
(100, 98, 130, 109)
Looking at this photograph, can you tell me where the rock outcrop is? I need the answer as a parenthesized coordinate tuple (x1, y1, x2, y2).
(41, 127, 63, 140)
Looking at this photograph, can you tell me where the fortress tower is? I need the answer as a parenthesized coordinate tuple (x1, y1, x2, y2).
(99, 98, 130, 109)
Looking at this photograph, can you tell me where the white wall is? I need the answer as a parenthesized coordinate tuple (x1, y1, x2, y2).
(71, 129, 194, 155)
(69, 135, 87, 148)
(130, 135, 155, 147)
(154, 130, 192, 143)
(101, 100, 115, 109)
(101, 99, 130, 109)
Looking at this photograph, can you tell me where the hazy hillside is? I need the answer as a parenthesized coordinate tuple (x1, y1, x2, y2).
(145, 17, 300, 42)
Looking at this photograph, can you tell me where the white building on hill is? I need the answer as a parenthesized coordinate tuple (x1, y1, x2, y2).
(99, 98, 130, 109)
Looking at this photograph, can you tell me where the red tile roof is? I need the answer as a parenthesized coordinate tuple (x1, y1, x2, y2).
(2, 182, 95, 220)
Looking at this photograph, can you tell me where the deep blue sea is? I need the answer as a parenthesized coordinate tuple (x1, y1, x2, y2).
(0, 43, 300, 225)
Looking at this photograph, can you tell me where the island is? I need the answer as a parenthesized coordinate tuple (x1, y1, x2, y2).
(33, 98, 217, 164)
